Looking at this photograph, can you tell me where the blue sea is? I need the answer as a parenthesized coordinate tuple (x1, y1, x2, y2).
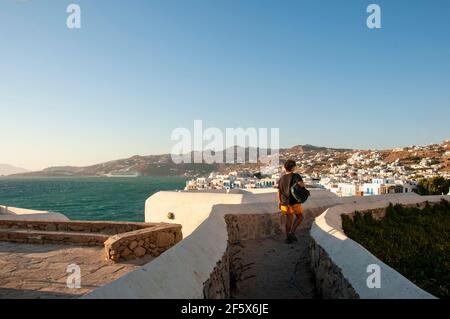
(0, 177, 186, 222)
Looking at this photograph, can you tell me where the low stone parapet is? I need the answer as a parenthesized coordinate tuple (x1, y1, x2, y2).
(104, 224, 182, 261)
(0, 219, 182, 262)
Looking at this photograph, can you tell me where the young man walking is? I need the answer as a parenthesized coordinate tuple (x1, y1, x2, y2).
(277, 159, 305, 244)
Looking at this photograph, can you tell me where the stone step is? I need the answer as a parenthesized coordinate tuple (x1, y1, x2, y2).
(0, 228, 109, 246)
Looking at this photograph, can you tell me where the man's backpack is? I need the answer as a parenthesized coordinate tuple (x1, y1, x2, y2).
(290, 173, 310, 204)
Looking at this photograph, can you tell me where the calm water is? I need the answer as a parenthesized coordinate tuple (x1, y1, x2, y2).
(0, 177, 186, 222)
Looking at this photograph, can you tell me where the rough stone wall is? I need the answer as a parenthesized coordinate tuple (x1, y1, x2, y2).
(202, 213, 283, 299)
(310, 240, 359, 299)
(0, 219, 183, 262)
(225, 213, 283, 243)
(203, 251, 230, 298)
(104, 225, 183, 262)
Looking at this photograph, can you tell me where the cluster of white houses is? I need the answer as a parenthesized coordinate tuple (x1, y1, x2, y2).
(185, 172, 279, 191)
(320, 177, 417, 197)
(184, 172, 421, 197)
(184, 141, 450, 196)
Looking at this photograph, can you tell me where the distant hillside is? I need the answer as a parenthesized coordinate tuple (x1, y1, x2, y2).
(0, 164, 28, 176)
(285, 144, 353, 153)
(12, 154, 219, 178)
(11, 142, 447, 178)
(9, 144, 351, 178)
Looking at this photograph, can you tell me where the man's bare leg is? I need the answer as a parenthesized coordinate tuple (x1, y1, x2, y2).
(291, 214, 303, 234)
(285, 214, 293, 238)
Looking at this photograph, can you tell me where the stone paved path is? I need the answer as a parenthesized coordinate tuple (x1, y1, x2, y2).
(0, 242, 153, 299)
(232, 225, 318, 299)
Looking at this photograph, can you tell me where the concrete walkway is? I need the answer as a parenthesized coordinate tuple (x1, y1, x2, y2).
(232, 224, 318, 299)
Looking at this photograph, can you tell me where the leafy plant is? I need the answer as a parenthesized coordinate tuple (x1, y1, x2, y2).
(416, 177, 450, 195)
(342, 199, 450, 298)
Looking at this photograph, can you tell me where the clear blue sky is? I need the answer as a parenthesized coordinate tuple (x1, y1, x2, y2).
(1, 0, 449, 170)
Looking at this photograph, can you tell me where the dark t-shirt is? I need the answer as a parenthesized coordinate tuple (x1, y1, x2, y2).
(278, 173, 303, 205)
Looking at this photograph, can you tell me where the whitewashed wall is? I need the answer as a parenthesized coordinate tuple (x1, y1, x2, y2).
(311, 193, 449, 299)
(87, 189, 340, 299)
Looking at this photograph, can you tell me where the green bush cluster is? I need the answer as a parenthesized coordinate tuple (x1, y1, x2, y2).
(342, 199, 450, 298)
(416, 177, 450, 195)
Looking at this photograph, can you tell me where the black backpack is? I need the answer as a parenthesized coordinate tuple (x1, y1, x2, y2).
(290, 173, 310, 204)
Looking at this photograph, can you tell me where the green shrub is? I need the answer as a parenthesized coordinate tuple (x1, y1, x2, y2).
(416, 177, 450, 195)
(342, 199, 450, 298)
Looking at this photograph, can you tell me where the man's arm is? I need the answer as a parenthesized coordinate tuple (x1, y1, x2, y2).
(296, 174, 305, 187)
(277, 189, 282, 210)
(297, 180, 305, 187)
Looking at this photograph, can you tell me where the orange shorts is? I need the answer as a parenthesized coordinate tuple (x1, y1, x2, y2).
(280, 203, 303, 215)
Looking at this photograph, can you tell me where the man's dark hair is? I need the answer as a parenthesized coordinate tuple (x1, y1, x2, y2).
(284, 159, 296, 172)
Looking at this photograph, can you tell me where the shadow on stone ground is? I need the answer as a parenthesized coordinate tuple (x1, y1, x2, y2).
(0, 287, 75, 299)
(231, 225, 318, 299)
(0, 242, 153, 299)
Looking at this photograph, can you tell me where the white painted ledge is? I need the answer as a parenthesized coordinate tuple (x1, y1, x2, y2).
(311, 193, 450, 299)
(0, 205, 69, 221)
